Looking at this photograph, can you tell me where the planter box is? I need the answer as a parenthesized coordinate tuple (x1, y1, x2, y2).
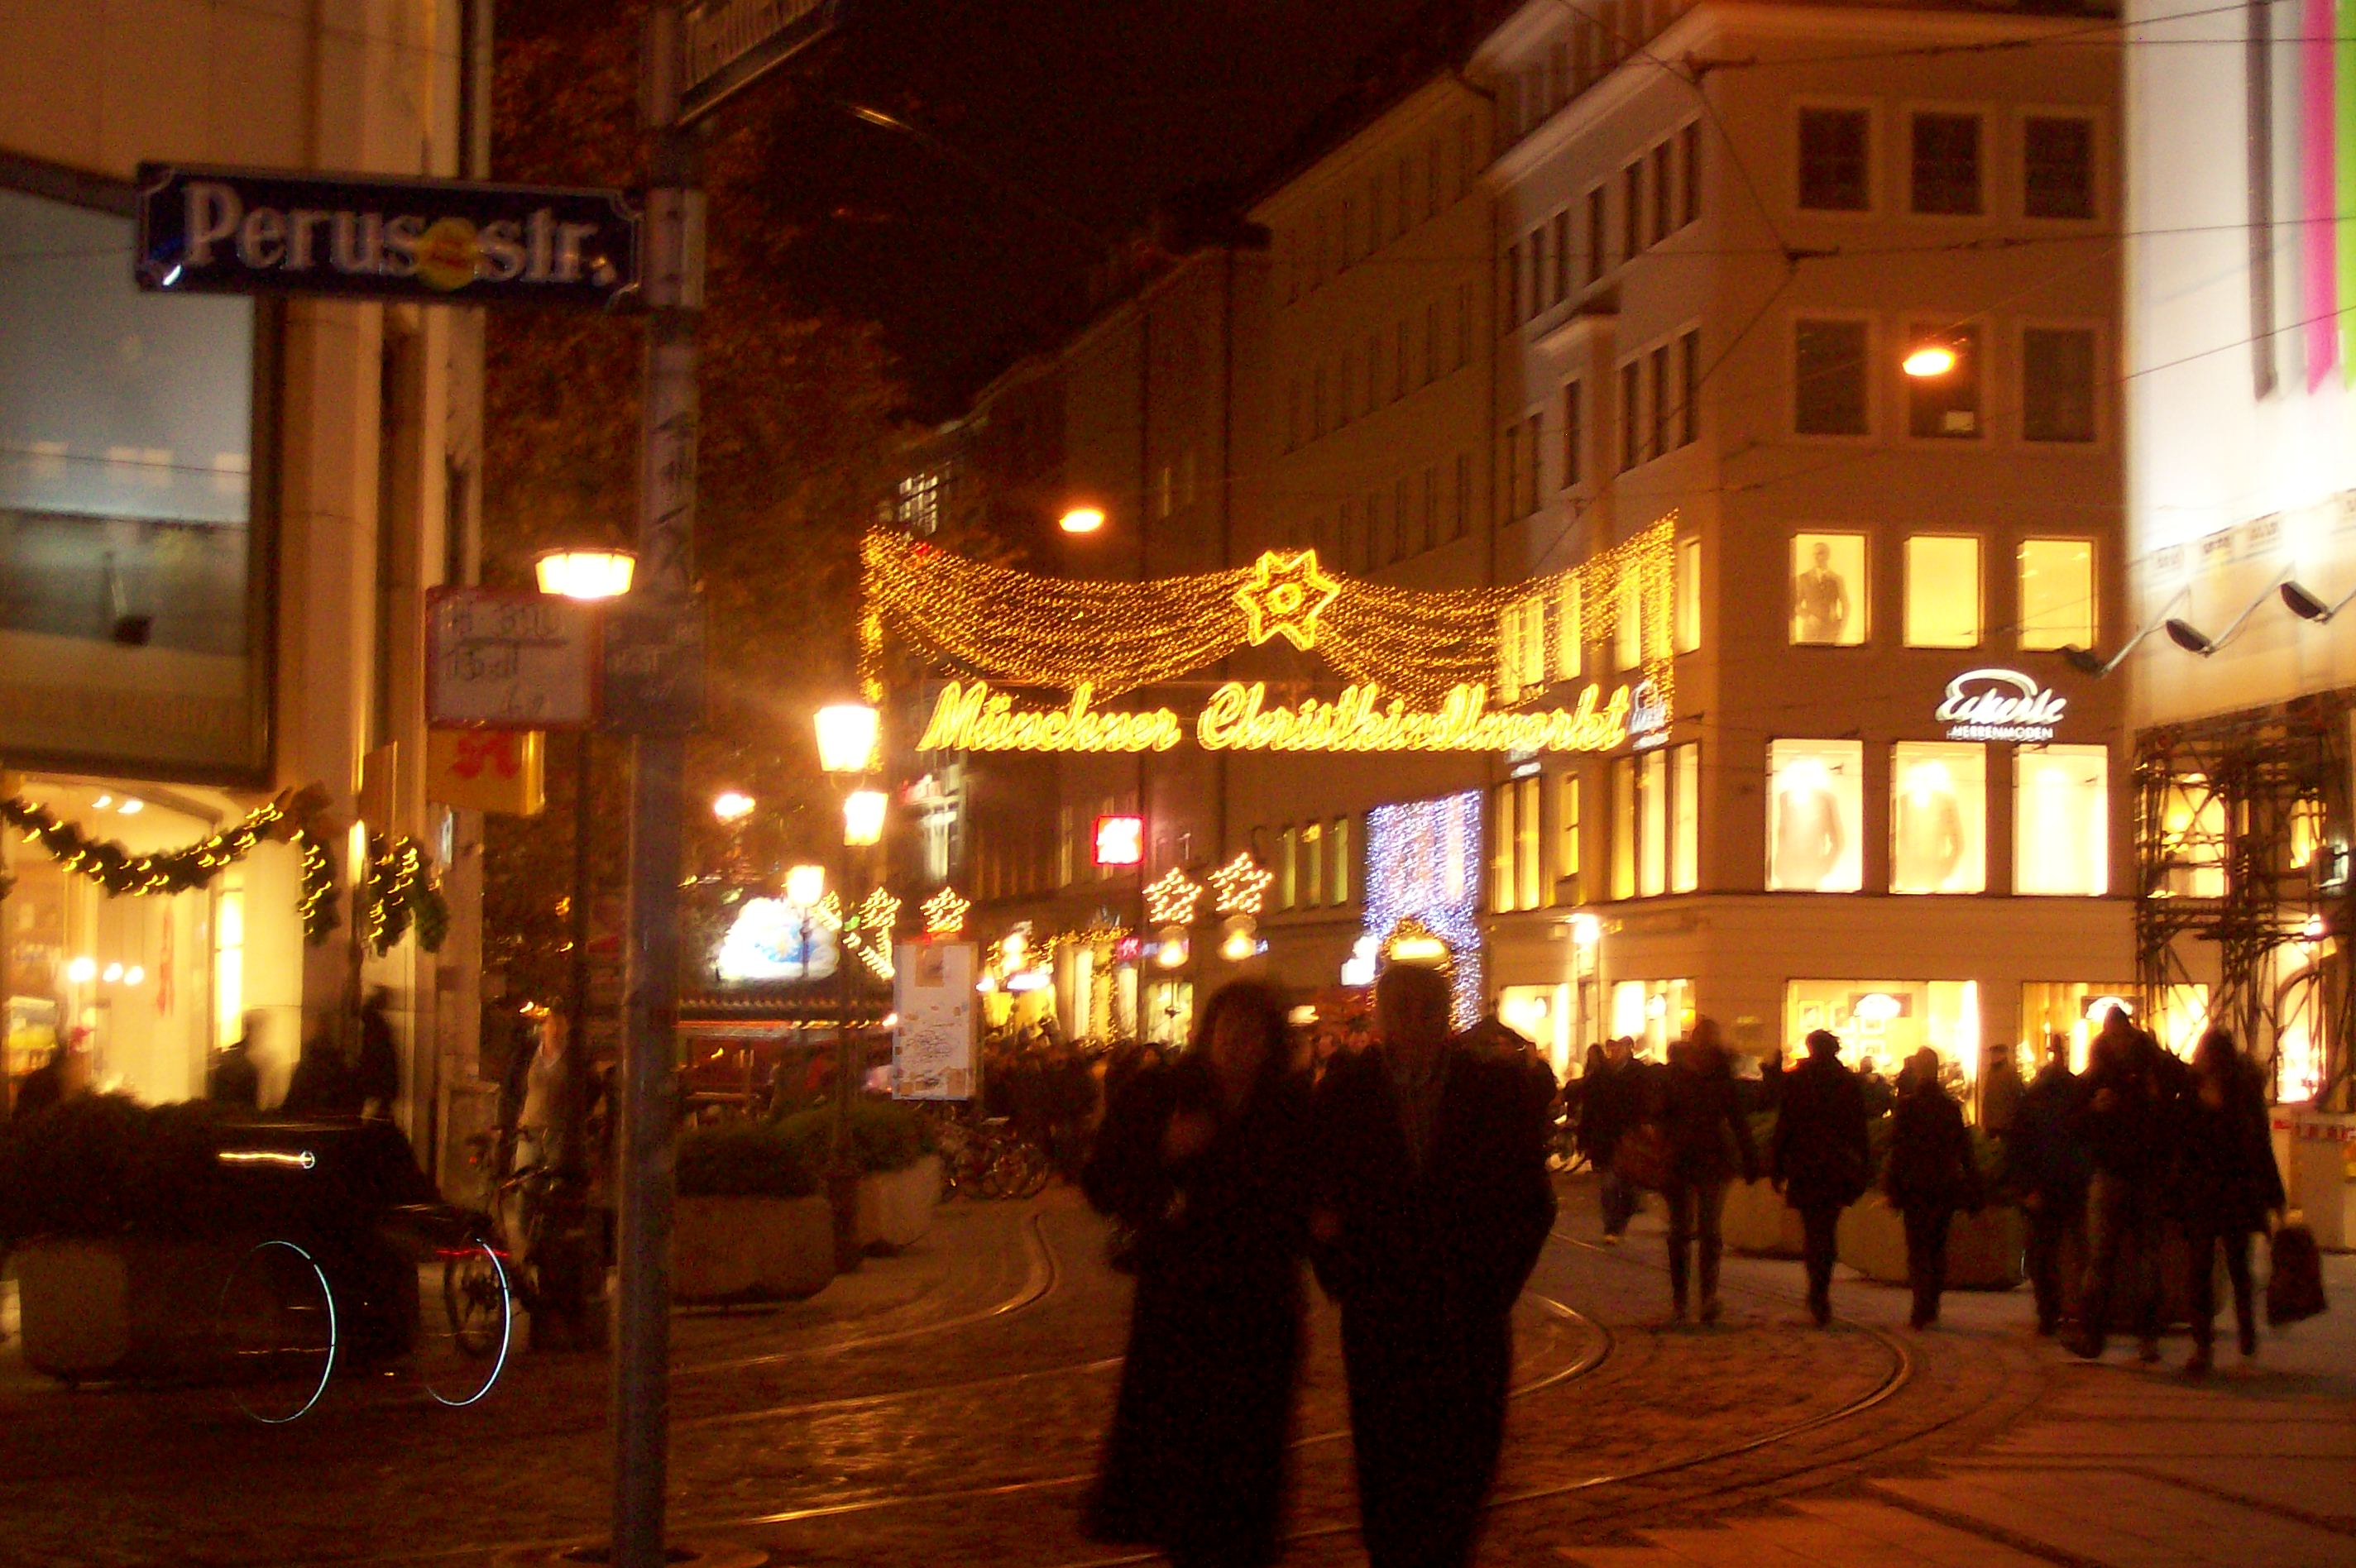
(673, 1195, 834, 1303)
(1836, 1196, 2024, 1290)
(13, 1236, 237, 1381)
(1723, 1179, 1810, 1258)
(855, 1154, 941, 1255)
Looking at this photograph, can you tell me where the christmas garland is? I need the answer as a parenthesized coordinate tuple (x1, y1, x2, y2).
(1, 790, 342, 947)
(364, 834, 449, 955)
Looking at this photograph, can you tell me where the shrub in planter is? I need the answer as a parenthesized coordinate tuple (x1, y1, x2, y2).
(769, 1099, 935, 1174)
(675, 1122, 820, 1199)
(673, 1123, 830, 1302)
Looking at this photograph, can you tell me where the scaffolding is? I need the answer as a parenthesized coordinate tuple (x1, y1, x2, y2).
(2133, 694, 2356, 1108)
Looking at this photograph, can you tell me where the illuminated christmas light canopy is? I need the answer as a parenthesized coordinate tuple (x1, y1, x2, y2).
(1146, 868, 1205, 926)
(1210, 852, 1273, 917)
(1233, 548, 1343, 650)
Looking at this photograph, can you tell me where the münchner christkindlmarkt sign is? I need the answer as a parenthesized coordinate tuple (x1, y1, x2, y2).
(864, 516, 1678, 755)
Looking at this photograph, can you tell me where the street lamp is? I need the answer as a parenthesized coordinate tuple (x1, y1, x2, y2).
(711, 791, 756, 824)
(814, 701, 881, 1269)
(815, 703, 880, 774)
(785, 863, 826, 907)
(1058, 504, 1106, 535)
(535, 545, 637, 600)
(843, 788, 888, 847)
(1902, 343, 1957, 378)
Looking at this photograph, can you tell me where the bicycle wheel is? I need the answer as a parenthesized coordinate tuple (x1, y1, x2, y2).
(216, 1240, 338, 1424)
(1011, 1142, 1052, 1198)
(424, 1241, 514, 1407)
(974, 1140, 1012, 1199)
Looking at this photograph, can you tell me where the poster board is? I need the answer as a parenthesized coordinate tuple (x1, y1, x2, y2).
(892, 939, 976, 1101)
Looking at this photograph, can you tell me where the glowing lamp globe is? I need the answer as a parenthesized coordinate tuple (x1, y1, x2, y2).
(1902, 344, 1957, 379)
(843, 788, 888, 847)
(534, 547, 636, 600)
(711, 791, 757, 824)
(785, 863, 826, 907)
(1059, 505, 1106, 535)
(815, 703, 880, 776)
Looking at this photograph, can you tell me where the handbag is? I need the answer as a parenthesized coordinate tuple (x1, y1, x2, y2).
(2267, 1223, 2328, 1326)
(1611, 1121, 1672, 1192)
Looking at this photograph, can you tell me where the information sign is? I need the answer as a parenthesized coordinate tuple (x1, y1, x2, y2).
(679, 0, 846, 126)
(600, 599, 708, 734)
(426, 588, 597, 730)
(892, 941, 977, 1102)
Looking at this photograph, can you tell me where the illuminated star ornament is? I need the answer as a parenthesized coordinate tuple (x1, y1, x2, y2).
(1232, 548, 1343, 651)
(1145, 868, 1205, 926)
(1210, 852, 1274, 917)
(922, 887, 970, 935)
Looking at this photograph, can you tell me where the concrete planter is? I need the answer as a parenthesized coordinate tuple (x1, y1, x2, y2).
(1836, 1195, 2024, 1290)
(12, 1236, 236, 1381)
(1723, 1179, 1810, 1258)
(673, 1195, 835, 1303)
(855, 1154, 941, 1255)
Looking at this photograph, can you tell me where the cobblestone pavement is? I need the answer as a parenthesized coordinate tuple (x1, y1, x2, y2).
(1, 1180, 2349, 1568)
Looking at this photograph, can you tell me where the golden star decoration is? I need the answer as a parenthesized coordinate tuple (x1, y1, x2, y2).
(1145, 868, 1205, 926)
(1209, 852, 1274, 917)
(922, 887, 970, 935)
(1232, 548, 1342, 652)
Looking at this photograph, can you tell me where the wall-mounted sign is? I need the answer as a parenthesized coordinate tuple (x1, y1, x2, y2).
(135, 164, 639, 308)
(917, 680, 1636, 755)
(1936, 668, 2068, 743)
(1628, 678, 1670, 749)
(426, 589, 596, 730)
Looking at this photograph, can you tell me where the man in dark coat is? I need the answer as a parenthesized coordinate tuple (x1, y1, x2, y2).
(1884, 1048, 1983, 1330)
(1659, 1019, 1760, 1324)
(1312, 963, 1556, 1568)
(2006, 1035, 2088, 1336)
(208, 1014, 263, 1111)
(354, 987, 400, 1121)
(2176, 1028, 2286, 1373)
(1769, 1029, 1870, 1326)
(1578, 1035, 1649, 1241)
(2070, 1009, 2172, 1361)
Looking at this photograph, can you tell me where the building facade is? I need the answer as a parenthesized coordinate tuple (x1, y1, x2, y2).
(0, 2, 489, 1143)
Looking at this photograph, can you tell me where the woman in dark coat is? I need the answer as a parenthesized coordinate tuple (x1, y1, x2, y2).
(1769, 1029, 1871, 1326)
(2175, 1027, 2286, 1373)
(1883, 1047, 1982, 1330)
(1081, 980, 1310, 1567)
(1659, 1019, 1760, 1324)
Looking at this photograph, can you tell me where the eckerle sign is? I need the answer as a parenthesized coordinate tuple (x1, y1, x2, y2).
(1936, 667, 2068, 742)
(134, 165, 640, 308)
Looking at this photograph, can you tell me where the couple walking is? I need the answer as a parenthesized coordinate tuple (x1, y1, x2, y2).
(1080, 965, 1557, 1568)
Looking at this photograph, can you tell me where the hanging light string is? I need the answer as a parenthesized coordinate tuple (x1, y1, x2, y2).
(363, 834, 450, 955)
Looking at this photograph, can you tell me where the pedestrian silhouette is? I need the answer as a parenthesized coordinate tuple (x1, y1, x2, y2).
(1884, 1047, 1983, 1330)
(1658, 1018, 1760, 1325)
(1769, 1029, 1870, 1326)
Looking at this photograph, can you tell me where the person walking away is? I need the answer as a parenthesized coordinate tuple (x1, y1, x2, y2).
(281, 1027, 356, 1115)
(2007, 1035, 2088, 1336)
(354, 986, 400, 1121)
(1311, 963, 1555, 1568)
(208, 1012, 265, 1111)
(2175, 1028, 2286, 1374)
(1578, 1036, 1649, 1241)
(10, 1032, 91, 1121)
(1080, 980, 1310, 1567)
(1659, 1018, 1760, 1324)
(1979, 1044, 2025, 1145)
(2070, 1009, 2172, 1362)
(1769, 1030, 1870, 1326)
(1884, 1048, 1983, 1330)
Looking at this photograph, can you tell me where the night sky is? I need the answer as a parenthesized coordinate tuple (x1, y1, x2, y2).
(510, 0, 1437, 416)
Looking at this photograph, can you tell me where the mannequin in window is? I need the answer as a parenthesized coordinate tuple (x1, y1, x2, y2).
(1774, 756, 1848, 888)
(1894, 761, 1968, 892)
(1792, 541, 1852, 643)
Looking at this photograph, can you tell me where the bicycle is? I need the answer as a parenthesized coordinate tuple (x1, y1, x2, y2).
(923, 1107, 1052, 1199)
(442, 1134, 600, 1365)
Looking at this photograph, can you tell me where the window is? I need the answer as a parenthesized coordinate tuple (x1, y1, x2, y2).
(1339, 198, 1355, 268)
(1907, 323, 1981, 437)
(1330, 816, 1352, 906)
(1798, 107, 1871, 211)
(1425, 300, 1442, 383)
(2016, 745, 2109, 896)
(1651, 141, 1674, 243)
(1453, 452, 1472, 538)
(2018, 539, 2095, 650)
(1678, 329, 1699, 446)
(1523, 412, 1544, 513)
(1640, 748, 1668, 897)
(1504, 241, 1522, 329)
(1519, 594, 1548, 690)
(1586, 185, 1607, 281)
(1502, 421, 1524, 527)
(1457, 282, 1474, 366)
(1904, 536, 1980, 647)
(1791, 533, 1867, 646)
(2023, 327, 2098, 442)
(1622, 161, 1643, 258)
(1795, 318, 1870, 436)
(1649, 344, 1670, 461)
(1396, 153, 1414, 234)
(1672, 743, 1700, 893)
(1558, 774, 1583, 900)
(1562, 379, 1584, 488)
(1279, 826, 1298, 909)
(1394, 476, 1411, 557)
(1556, 578, 1584, 679)
(2024, 115, 2095, 219)
(1892, 742, 1986, 894)
(1611, 757, 1638, 899)
(1312, 363, 1328, 436)
(1528, 227, 1547, 318)
(1910, 112, 1982, 215)
(1428, 135, 1444, 216)
(1458, 116, 1477, 199)
(1551, 209, 1571, 303)
(1615, 572, 1644, 671)
(1302, 820, 1324, 908)
(1422, 466, 1439, 552)
(1495, 783, 1518, 908)
(1620, 360, 1642, 471)
(1676, 538, 1701, 653)
(1681, 120, 1702, 225)
(1493, 777, 1546, 912)
(1769, 739, 1865, 892)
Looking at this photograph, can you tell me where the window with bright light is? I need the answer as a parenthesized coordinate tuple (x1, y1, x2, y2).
(1676, 538, 1702, 653)
(1330, 815, 1352, 906)
(1280, 825, 1298, 909)
(1640, 748, 1668, 897)
(1890, 742, 1985, 893)
(1615, 571, 1644, 671)
(1559, 773, 1583, 901)
(1769, 739, 1865, 892)
(1791, 533, 1867, 646)
(1556, 578, 1584, 680)
(2016, 745, 2109, 896)
(1673, 743, 1700, 892)
(1302, 820, 1324, 909)
(1519, 775, 1543, 910)
(1904, 535, 1980, 647)
(2018, 538, 2094, 650)
(1612, 757, 1637, 900)
(1520, 593, 1547, 690)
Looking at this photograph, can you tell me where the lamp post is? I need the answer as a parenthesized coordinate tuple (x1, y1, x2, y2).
(815, 702, 881, 1268)
(534, 543, 634, 1347)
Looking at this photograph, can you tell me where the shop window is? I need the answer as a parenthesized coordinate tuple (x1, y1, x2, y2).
(1676, 538, 1702, 653)
(1562, 379, 1585, 489)
(1769, 739, 1865, 892)
(1330, 815, 1352, 906)
(1787, 979, 1982, 1083)
(1798, 107, 1870, 211)
(2018, 538, 2095, 650)
(1555, 578, 1584, 680)
(1640, 749, 1668, 896)
(1907, 323, 1981, 438)
(2015, 744, 2109, 896)
(1558, 773, 1583, 901)
(1611, 757, 1637, 900)
(1890, 741, 1985, 893)
(1302, 821, 1324, 908)
(1909, 112, 1982, 215)
(1794, 318, 1869, 436)
(1672, 743, 1699, 892)
(1904, 535, 1980, 648)
(1790, 533, 1866, 645)
(1501, 982, 1575, 1081)
(2023, 327, 2098, 443)
(1611, 977, 1692, 1059)
(2023, 115, 2096, 220)
(2021, 982, 2186, 1076)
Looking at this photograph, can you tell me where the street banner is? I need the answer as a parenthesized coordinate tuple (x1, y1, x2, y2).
(134, 163, 640, 308)
(425, 729, 546, 815)
(893, 940, 977, 1101)
(426, 588, 598, 730)
(680, 0, 846, 126)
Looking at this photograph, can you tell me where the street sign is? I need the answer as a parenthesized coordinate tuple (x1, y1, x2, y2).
(600, 599, 708, 734)
(134, 164, 641, 308)
(426, 589, 598, 730)
(679, 0, 846, 127)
